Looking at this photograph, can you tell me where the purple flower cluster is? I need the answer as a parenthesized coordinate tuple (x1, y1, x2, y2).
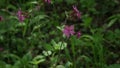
(17, 10, 25, 22)
(15, 3, 82, 39)
(44, 0, 51, 4)
(76, 31, 81, 38)
(63, 25, 75, 38)
(63, 25, 81, 38)
(72, 5, 81, 19)
(0, 16, 3, 21)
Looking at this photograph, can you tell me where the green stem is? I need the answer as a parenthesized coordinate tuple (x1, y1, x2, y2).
(71, 38, 76, 68)
(91, 43, 97, 68)
(98, 44, 104, 68)
(22, 20, 28, 37)
(72, 44, 76, 68)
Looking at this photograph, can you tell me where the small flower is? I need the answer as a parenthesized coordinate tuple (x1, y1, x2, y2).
(17, 10, 25, 22)
(44, 0, 51, 4)
(0, 47, 3, 51)
(0, 16, 3, 21)
(63, 25, 75, 38)
(76, 31, 81, 38)
(72, 5, 81, 19)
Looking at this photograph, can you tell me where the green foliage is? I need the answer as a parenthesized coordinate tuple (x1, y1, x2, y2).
(0, 0, 120, 68)
(106, 64, 120, 68)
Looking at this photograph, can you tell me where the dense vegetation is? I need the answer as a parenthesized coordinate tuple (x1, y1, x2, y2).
(0, 0, 120, 68)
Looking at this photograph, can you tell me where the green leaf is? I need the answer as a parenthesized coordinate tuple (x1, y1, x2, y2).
(26, 1, 38, 5)
(3, 54, 20, 62)
(22, 52, 32, 62)
(56, 25, 65, 31)
(107, 14, 120, 20)
(32, 15, 48, 23)
(51, 40, 57, 46)
(16, 22, 26, 27)
(32, 24, 41, 32)
(5, 64, 13, 68)
(82, 14, 92, 28)
(107, 18, 117, 28)
(56, 65, 65, 68)
(14, 52, 33, 67)
(65, 61, 73, 67)
(81, 35, 94, 41)
(51, 40, 67, 50)
(43, 44, 53, 51)
(43, 51, 52, 56)
(0, 61, 6, 68)
(7, 4, 17, 11)
(30, 55, 45, 65)
(80, 55, 91, 62)
(0, 21, 17, 34)
(58, 42, 67, 50)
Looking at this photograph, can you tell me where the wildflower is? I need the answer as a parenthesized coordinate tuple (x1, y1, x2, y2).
(0, 16, 3, 21)
(0, 47, 3, 51)
(63, 25, 75, 38)
(76, 31, 81, 38)
(17, 10, 25, 22)
(72, 5, 81, 19)
(44, 0, 51, 4)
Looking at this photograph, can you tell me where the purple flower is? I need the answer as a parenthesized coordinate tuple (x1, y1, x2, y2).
(17, 10, 25, 22)
(72, 5, 81, 19)
(76, 31, 81, 38)
(63, 25, 75, 38)
(44, 0, 51, 4)
(0, 16, 3, 21)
